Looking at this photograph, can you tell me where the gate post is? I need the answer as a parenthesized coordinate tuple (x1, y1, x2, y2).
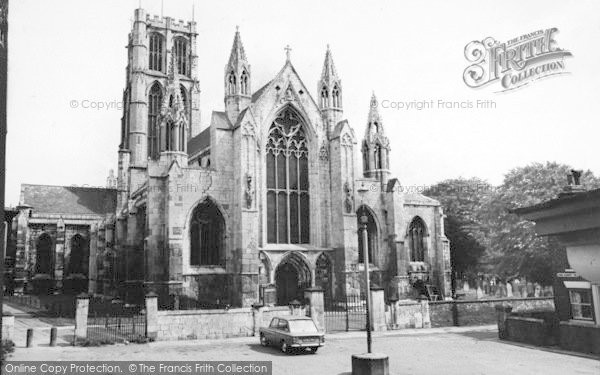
(304, 288, 325, 331)
(74, 293, 89, 340)
(145, 292, 158, 340)
(370, 287, 387, 332)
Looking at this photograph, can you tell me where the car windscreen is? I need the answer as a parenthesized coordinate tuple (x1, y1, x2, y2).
(288, 320, 318, 333)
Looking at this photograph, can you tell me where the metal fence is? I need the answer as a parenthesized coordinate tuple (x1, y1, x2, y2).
(86, 312, 146, 343)
(324, 294, 367, 332)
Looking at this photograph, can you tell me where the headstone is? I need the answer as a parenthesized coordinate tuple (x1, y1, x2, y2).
(506, 282, 513, 297)
(526, 282, 534, 297)
(476, 286, 484, 299)
(511, 280, 521, 298)
(534, 283, 541, 297)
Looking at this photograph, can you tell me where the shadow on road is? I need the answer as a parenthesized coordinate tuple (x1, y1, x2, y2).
(246, 343, 318, 357)
(455, 330, 498, 342)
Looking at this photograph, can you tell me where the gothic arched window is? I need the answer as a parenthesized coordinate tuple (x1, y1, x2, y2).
(227, 72, 236, 95)
(190, 199, 225, 266)
(35, 233, 53, 275)
(67, 234, 88, 275)
(409, 217, 427, 262)
(332, 86, 340, 108)
(240, 71, 249, 95)
(374, 144, 383, 169)
(357, 206, 377, 264)
(179, 85, 187, 113)
(266, 108, 310, 244)
(148, 83, 162, 159)
(320, 87, 328, 108)
(149, 33, 164, 72)
(174, 37, 189, 76)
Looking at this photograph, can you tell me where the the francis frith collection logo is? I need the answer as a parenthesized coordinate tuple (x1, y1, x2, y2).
(463, 28, 572, 92)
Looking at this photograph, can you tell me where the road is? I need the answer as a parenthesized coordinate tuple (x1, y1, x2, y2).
(5, 325, 599, 375)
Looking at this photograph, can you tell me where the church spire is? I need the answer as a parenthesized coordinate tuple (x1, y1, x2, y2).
(365, 92, 383, 138)
(320, 45, 339, 85)
(227, 26, 247, 69)
(318, 45, 342, 134)
(362, 92, 390, 181)
(224, 27, 251, 124)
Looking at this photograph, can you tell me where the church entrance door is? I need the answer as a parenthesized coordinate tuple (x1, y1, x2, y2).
(275, 263, 299, 305)
(274, 253, 311, 305)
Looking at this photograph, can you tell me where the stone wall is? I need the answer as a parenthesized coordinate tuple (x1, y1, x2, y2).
(559, 321, 600, 355)
(385, 300, 430, 329)
(155, 305, 296, 341)
(505, 316, 554, 347)
(156, 308, 254, 341)
(429, 297, 554, 327)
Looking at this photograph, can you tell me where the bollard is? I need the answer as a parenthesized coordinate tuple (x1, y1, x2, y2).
(26, 328, 34, 348)
(50, 327, 57, 347)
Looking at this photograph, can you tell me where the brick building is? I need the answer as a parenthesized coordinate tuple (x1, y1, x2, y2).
(7, 8, 451, 307)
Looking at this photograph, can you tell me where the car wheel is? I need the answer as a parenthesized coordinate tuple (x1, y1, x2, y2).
(260, 334, 268, 347)
(310, 346, 319, 353)
(281, 341, 289, 354)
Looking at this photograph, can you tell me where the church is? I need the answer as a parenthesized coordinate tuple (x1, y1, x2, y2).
(6, 7, 451, 308)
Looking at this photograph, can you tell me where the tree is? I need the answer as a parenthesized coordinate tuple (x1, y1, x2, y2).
(482, 162, 600, 284)
(425, 178, 491, 285)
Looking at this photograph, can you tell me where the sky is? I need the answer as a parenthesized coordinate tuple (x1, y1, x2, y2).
(5, 0, 600, 206)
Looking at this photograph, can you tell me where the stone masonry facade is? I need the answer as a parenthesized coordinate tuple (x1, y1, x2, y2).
(7, 7, 451, 308)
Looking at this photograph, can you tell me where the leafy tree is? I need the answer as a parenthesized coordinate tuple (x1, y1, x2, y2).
(482, 162, 600, 284)
(425, 178, 491, 283)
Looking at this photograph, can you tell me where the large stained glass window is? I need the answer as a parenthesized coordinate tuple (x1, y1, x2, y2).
(266, 108, 309, 244)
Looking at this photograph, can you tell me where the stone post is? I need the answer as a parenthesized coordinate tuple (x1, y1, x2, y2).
(252, 304, 265, 336)
(370, 287, 387, 332)
(495, 304, 513, 340)
(74, 294, 89, 340)
(304, 288, 325, 331)
(1, 314, 14, 342)
(145, 292, 158, 340)
(420, 300, 431, 328)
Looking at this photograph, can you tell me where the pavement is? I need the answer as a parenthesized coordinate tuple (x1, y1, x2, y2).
(3, 304, 74, 347)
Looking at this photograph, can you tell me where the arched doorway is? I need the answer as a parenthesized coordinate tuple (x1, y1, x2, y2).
(275, 252, 311, 305)
(35, 233, 53, 275)
(356, 205, 377, 264)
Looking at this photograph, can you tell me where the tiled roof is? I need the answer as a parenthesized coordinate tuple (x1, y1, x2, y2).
(187, 127, 211, 156)
(21, 184, 117, 216)
(251, 81, 272, 102)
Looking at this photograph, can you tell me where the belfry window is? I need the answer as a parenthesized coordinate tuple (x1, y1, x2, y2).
(409, 217, 426, 262)
(240, 71, 249, 95)
(190, 199, 225, 266)
(332, 86, 340, 108)
(174, 37, 189, 76)
(149, 33, 164, 72)
(227, 72, 236, 95)
(320, 87, 328, 108)
(148, 83, 162, 159)
(266, 108, 310, 244)
(374, 144, 383, 169)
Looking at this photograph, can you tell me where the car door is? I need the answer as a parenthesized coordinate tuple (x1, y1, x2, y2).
(279, 319, 290, 344)
(267, 318, 279, 342)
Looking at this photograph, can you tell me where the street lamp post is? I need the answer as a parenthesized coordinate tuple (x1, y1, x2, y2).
(357, 184, 372, 353)
(360, 212, 372, 353)
(352, 183, 389, 375)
